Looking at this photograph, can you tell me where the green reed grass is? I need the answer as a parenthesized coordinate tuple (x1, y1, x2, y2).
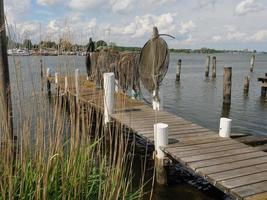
(0, 56, 146, 200)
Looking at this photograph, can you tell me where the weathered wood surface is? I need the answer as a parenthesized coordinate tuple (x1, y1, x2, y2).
(53, 76, 267, 200)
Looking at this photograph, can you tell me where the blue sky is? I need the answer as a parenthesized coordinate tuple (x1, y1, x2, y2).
(4, 0, 267, 51)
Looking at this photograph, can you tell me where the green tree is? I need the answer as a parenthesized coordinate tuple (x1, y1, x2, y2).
(23, 39, 33, 50)
(95, 40, 107, 49)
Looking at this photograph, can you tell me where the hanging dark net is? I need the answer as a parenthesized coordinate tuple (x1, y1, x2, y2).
(87, 48, 139, 91)
(139, 36, 169, 94)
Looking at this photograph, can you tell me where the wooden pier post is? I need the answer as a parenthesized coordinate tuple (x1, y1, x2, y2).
(250, 55, 255, 72)
(223, 67, 232, 105)
(40, 59, 43, 78)
(212, 56, 216, 78)
(55, 72, 59, 84)
(46, 68, 51, 96)
(219, 118, 232, 138)
(244, 76, 250, 94)
(154, 123, 169, 185)
(103, 73, 115, 124)
(75, 69, 79, 103)
(261, 87, 267, 97)
(205, 56, 210, 77)
(176, 59, 182, 81)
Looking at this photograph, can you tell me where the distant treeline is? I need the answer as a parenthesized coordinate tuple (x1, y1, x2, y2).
(7, 36, 263, 53)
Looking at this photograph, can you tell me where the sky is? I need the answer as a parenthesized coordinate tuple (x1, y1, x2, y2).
(4, 0, 267, 51)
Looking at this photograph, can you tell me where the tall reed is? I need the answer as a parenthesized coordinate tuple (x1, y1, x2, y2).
(0, 56, 145, 199)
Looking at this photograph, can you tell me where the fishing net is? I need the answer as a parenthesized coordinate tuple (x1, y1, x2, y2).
(139, 34, 169, 94)
(116, 52, 140, 92)
(88, 48, 140, 92)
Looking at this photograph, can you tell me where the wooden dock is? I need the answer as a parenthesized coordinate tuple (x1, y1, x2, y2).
(50, 75, 267, 200)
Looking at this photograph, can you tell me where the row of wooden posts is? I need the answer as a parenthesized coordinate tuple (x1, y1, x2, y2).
(45, 68, 233, 185)
(175, 55, 260, 105)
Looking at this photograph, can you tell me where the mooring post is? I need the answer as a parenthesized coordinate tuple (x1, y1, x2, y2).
(46, 68, 51, 96)
(40, 59, 43, 78)
(103, 72, 115, 124)
(205, 56, 210, 77)
(223, 67, 232, 105)
(212, 56, 216, 78)
(219, 118, 232, 138)
(261, 87, 267, 97)
(250, 55, 255, 72)
(152, 90, 163, 111)
(154, 123, 169, 185)
(75, 69, 79, 103)
(64, 76, 68, 94)
(176, 59, 182, 81)
(244, 76, 250, 94)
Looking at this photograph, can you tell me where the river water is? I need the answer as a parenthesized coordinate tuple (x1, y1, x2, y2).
(8, 53, 267, 199)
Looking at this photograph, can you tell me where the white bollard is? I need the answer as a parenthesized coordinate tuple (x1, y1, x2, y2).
(75, 69, 79, 99)
(46, 68, 51, 78)
(152, 90, 163, 111)
(55, 72, 59, 84)
(103, 73, 115, 124)
(154, 123, 168, 159)
(219, 118, 232, 138)
(64, 76, 68, 93)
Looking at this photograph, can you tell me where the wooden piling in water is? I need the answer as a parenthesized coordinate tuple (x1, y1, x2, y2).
(176, 59, 182, 81)
(212, 56, 216, 78)
(46, 68, 51, 96)
(250, 55, 255, 72)
(205, 56, 210, 77)
(154, 123, 169, 185)
(244, 76, 250, 94)
(261, 87, 267, 97)
(223, 67, 232, 104)
(40, 59, 43, 78)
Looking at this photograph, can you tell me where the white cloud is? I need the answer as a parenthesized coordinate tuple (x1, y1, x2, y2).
(110, 0, 134, 13)
(197, 0, 218, 8)
(47, 20, 60, 33)
(5, 0, 31, 23)
(37, 0, 64, 6)
(235, 0, 264, 16)
(117, 13, 177, 38)
(249, 30, 267, 42)
(179, 20, 196, 34)
(68, 0, 105, 11)
(212, 35, 222, 42)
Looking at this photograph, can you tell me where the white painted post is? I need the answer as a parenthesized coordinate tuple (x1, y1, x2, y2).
(154, 122, 168, 185)
(219, 118, 232, 138)
(46, 68, 51, 78)
(103, 72, 115, 124)
(75, 69, 79, 101)
(64, 76, 68, 93)
(154, 123, 168, 158)
(55, 72, 59, 84)
(152, 90, 163, 111)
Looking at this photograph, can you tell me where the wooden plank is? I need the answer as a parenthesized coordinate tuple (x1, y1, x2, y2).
(180, 147, 258, 163)
(232, 181, 267, 199)
(208, 162, 267, 182)
(196, 156, 267, 175)
(218, 171, 267, 189)
(173, 143, 248, 157)
(164, 140, 238, 152)
(236, 136, 267, 144)
(254, 143, 267, 151)
(245, 192, 267, 200)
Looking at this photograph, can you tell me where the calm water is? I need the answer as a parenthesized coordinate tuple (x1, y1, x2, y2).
(8, 53, 267, 199)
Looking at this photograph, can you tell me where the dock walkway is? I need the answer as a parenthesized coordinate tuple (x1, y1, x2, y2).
(51, 75, 267, 200)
